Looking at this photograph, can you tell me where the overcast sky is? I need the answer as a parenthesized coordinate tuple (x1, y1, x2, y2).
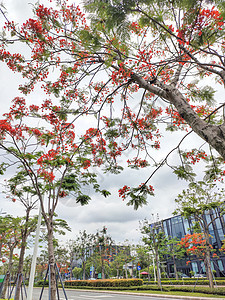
(0, 0, 222, 249)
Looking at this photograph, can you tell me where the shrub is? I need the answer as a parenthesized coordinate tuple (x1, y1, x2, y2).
(142, 285, 225, 296)
(145, 279, 225, 286)
(35, 280, 49, 286)
(169, 285, 225, 296)
(65, 279, 143, 288)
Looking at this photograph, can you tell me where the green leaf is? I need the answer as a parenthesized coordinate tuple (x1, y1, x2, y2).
(76, 194, 91, 206)
(100, 190, 111, 197)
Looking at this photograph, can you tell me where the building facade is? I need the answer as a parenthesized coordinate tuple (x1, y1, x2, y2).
(160, 208, 225, 277)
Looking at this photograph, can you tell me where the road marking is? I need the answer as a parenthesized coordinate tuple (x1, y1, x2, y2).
(77, 294, 114, 298)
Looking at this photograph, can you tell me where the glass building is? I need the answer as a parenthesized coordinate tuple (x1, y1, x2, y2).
(159, 208, 225, 277)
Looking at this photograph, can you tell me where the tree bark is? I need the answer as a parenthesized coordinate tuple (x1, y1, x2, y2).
(155, 247, 162, 290)
(167, 88, 225, 160)
(204, 229, 214, 289)
(14, 243, 26, 300)
(1, 249, 13, 299)
(131, 72, 225, 159)
(82, 260, 86, 280)
(172, 254, 179, 280)
(14, 208, 31, 300)
(101, 256, 105, 279)
(47, 217, 57, 300)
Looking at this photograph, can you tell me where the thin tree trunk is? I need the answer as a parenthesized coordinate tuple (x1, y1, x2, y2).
(1, 250, 13, 299)
(82, 260, 86, 280)
(155, 248, 162, 290)
(101, 256, 105, 279)
(47, 219, 57, 300)
(205, 247, 214, 288)
(173, 254, 179, 280)
(14, 242, 26, 300)
(125, 262, 128, 279)
(147, 265, 150, 281)
(204, 229, 214, 289)
(15, 208, 30, 300)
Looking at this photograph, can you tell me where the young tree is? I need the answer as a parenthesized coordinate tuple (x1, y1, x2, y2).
(140, 219, 168, 289)
(73, 230, 95, 280)
(0, 98, 109, 300)
(66, 240, 78, 280)
(4, 179, 38, 300)
(0, 216, 21, 299)
(94, 226, 113, 279)
(109, 249, 127, 278)
(1, 0, 225, 210)
(174, 181, 225, 288)
(135, 244, 154, 281)
(166, 237, 186, 280)
(72, 267, 82, 280)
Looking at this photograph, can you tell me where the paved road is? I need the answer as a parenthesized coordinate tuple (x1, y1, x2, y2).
(30, 288, 176, 300)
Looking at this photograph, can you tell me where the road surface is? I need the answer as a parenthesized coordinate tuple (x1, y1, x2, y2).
(30, 288, 178, 300)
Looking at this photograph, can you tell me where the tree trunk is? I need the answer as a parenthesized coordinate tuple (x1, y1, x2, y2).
(1, 250, 13, 299)
(204, 229, 214, 289)
(147, 265, 150, 281)
(0, 272, 9, 299)
(155, 248, 162, 290)
(14, 241, 26, 300)
(47, 219, 57, 300)
(101, 256, 105, 279)
(82, 260, 86, 280)
(132, 73, 225, 160)
(125, 262, 128, 279)
(15, 208, 30, 300)
(173, 254, 179, 280)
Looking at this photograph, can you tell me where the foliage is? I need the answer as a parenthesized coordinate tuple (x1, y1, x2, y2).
(64, 278, 143, 287)
(174, 181, 225, 218)
(72, 267, 82, 279)
(179, 232, 215, 259)
(140, 218, 168, 288)
(72, 230, 95, 280)
(0, 95, 110, 298)
(1, 0, 225, 210)
(148, 279, 225, 285)
(174, 180, 225, 288)
(93, 227, 114, 279)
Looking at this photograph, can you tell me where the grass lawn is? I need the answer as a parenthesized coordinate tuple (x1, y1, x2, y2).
(122, 290, 225, 298)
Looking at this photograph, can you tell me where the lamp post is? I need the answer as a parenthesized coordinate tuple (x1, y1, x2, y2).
(27, 205, 42, 300)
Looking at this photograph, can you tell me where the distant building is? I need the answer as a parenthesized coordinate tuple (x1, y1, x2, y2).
(155, 207, 225, 277)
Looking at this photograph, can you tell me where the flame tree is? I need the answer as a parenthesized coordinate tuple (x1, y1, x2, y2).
(0, 98, 109, 300)
(0, 0, 225, 208)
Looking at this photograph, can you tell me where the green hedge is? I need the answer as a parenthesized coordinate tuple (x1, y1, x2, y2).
(168, 285, 225, 296)
(144, 277, 225, 283)
(65, 279, 143, 287)
(144, 279, 225, 285)
(163, 279, 225, 285)
(35, 280, 49, 286)
(139, 285, 225, 296)
(62, 284, 225, 296)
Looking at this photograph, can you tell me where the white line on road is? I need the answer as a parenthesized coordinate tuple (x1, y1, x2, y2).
(77, 294, 114, 298)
